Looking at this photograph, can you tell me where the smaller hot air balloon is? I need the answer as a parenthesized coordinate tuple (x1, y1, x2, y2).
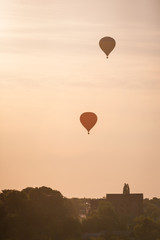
(80, 112, 97, 134)
(99, 36, 116, 58)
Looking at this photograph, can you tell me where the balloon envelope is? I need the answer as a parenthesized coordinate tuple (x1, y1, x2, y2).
(80, 112, 97, 134)
(99, 37, 116, 58)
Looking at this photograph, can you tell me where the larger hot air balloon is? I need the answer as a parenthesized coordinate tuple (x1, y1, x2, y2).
(99, 36, 116, 58)
(80, 112, 97, 134)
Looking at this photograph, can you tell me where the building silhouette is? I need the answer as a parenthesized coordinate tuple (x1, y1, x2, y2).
(106, 184, 143, 218)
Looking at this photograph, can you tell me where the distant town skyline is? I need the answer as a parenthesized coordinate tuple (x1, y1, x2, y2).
(0, 0, 160, 199)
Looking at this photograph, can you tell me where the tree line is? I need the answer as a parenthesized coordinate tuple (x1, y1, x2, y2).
(0, 187, 160, 240)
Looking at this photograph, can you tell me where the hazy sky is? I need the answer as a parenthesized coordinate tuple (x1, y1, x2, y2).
(0, 0, 160, 199)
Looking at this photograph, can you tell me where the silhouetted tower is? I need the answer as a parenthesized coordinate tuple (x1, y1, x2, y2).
(123, 183, 130, 195)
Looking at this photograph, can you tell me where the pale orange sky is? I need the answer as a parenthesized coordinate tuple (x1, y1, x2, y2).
(0, 0, 160, 199)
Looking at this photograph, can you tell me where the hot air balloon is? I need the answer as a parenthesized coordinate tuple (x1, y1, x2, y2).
(80, 112, 97, 134)
(99, 36, 116, 58)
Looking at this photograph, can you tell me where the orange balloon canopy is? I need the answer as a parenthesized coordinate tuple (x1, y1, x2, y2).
(99, 36, 116, 58)
(80, 112, 98, 134)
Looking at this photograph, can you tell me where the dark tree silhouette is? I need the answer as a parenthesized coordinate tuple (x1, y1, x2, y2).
(0, 187, 160, 240)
